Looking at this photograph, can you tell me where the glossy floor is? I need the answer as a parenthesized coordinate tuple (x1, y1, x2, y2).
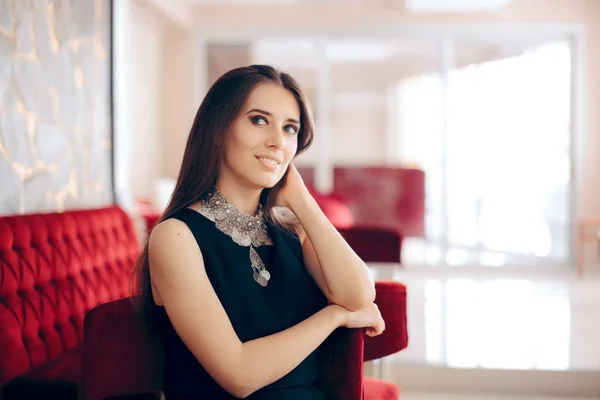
(369, 263, 600, 372)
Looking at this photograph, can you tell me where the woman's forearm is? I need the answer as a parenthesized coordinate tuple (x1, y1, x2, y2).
(232, 304, 344, 397)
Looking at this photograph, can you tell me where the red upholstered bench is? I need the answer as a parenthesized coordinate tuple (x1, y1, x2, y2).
(0, 207, 140, 400)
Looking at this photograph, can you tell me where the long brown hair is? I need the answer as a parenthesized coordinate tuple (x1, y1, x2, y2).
(130, 65, 314, 326)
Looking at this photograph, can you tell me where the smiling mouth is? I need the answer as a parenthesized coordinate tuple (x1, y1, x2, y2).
(255, 156, 281, 168)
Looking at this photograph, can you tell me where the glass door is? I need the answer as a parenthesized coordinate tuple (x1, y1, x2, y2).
(398, 38, 573, 266)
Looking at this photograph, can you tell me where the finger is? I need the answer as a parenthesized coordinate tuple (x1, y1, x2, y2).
(366, 328, 381, 337)
(375, 320, 385, 335)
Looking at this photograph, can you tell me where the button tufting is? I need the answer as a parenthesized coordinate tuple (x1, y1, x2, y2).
(2, 206, 141, 381)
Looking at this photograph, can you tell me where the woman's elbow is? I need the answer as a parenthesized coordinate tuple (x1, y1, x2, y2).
(341, 286, 376, 311)
(357, 287, 377, 309)
(217, 366, 259, 398)
(225, 379, 257, 399)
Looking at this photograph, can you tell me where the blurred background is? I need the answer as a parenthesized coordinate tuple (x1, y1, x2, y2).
(1, 0, 599, 399)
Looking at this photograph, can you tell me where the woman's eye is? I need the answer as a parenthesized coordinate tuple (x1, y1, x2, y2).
(251, 116, 267, 125)
(285, 125, 299, 135)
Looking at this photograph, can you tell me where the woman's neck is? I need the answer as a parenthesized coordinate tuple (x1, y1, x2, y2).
(214, 181, 262, 216)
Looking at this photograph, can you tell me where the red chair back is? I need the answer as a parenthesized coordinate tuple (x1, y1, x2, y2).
(81, 298, 163, 400)
(81, 298, 365, 400)
(339, 226, 403, 263)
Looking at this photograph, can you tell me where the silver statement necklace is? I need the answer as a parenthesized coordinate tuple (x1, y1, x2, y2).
(198, 187, 273, 286)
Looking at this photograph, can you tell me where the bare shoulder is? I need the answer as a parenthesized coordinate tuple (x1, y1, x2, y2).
(149, 218, 195, 250)
(148, 217, 205, 275)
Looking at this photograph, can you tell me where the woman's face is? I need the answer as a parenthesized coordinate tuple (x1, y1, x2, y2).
(220, 83, 301, 190)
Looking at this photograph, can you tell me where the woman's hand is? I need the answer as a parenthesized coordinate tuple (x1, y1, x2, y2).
(338, 303, 385, 337)
(275, 163, 310, 209)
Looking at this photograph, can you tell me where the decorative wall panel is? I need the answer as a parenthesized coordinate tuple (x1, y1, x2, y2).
(0, 0, 112, 216)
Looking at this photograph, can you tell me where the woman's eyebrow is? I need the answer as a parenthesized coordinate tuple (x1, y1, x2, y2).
(246, 108, 300, 124)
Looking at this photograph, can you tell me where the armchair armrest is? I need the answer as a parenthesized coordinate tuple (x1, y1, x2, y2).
(364, 281, 408, 361)
(316, 327, 364, 400)
(338, 225, 403, 263)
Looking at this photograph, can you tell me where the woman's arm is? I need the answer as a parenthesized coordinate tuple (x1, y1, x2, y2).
(291, 193, 376, 311)
(278, 166, 376, 311)
(149, 219, 383, 399)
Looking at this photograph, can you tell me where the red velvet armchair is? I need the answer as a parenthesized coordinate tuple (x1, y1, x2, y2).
(80, 298, 365, 400)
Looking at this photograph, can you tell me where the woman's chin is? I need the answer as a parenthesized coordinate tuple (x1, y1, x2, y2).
(261, 179, 280, 189)
(248, 176, 280, 190)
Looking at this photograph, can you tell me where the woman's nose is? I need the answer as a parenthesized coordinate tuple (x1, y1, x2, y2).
(266, 126, 285, 149)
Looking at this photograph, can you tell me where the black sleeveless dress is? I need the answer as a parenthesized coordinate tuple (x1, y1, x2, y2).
(156, 208, 329, 399)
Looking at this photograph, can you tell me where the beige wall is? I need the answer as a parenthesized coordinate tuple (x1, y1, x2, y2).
(161, 27, 193, 181)
(115, 0, 194, 206)
(131, 2, 164, 201)
(114, 0, 162, 205)
(193, 0, 593, 26)
(582, 0, 600, 221)
(207, 43, 251, 86)
(158, 41, 252, 181)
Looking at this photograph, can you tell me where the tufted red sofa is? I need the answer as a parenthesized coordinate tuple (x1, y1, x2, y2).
(0, 206, 140, 399)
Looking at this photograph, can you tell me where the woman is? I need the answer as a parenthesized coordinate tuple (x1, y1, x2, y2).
(132, 65, 385, 399)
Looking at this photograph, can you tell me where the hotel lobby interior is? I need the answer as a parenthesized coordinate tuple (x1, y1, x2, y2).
(1, 0, 600, 399)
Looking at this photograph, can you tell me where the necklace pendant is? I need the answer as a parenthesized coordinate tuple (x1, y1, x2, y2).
(254, 270, 269, 286)
(257, 274, 269, 287)
(260, 269, 270, 281)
